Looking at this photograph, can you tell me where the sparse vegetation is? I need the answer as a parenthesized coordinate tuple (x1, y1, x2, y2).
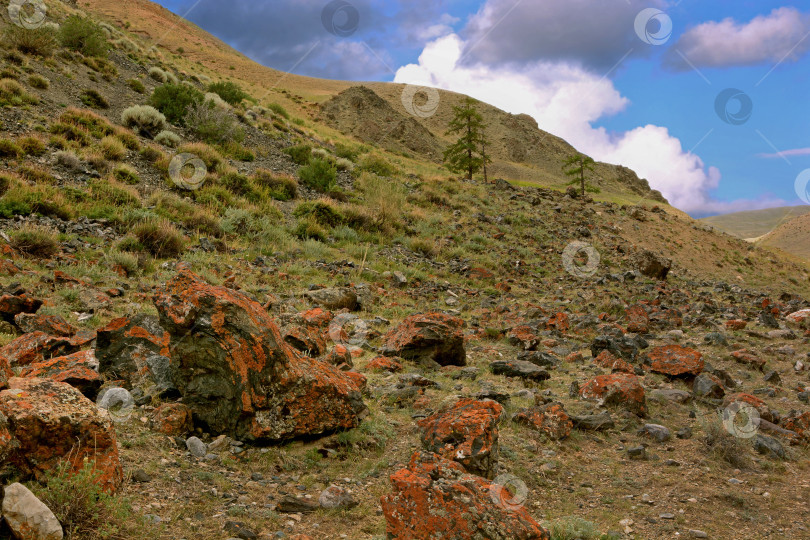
(131, 218, 186, 258)
(80, 89, 110, 109)
(298, 157, 337, 193)
(9, 224, 59, 258)
(207, 81, 249, 106)
(59, 16, 109, 57)
(4, 25, 58, 56)
(121, 105, 167, 137)
(149, 83, 203, 125)
(184, 101, 244, 143)
(155, 130, 181, 148)
(28, 74, 50, 89)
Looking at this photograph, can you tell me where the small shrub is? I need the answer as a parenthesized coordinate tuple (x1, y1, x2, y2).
(219, 172, 253, 197)
(18, 136, 46, 157)
(89, 178, 140, 207)
(121, 105, 167, 137)
(59, 16, 109, 57)
(18, 164, 53, 183)
(335, 142, 360, 161)
(132, 219, 186, 258)
(148, 67, 167, 83)
(701, 413, 753, 468)
(203, 92, 228, 109)
(0, 77, 37, 106)
(251, 169, 297, 200)
(298, 158, 337, 192)
(58, 108, 114, 138)
(28, 74, 50, 89)
(207, 81, 249, 106)
(221, 141, 254, 161)
(55, 151, 82, 170)
(268, 102, 289, 119)
(360, 153, 396, 176)
(139, 145, 163, 163)
(283, 143, 312, 165)
(184, 101, 244, 144)
(546, 517, 602, 540)
(0, 139, 22, 159)
(113, 128, 140, 150)
(177, 142, 222, 169)
(128, 78, 146, 94)
(113, 164, 140, 185)
(356, 172, 404, 232)
(293, 200, 344, 227)
(99, 136, 126, 160)
(294, 216, 328, 241)
(335, 157, 354, 172)
(155, 130, 180, 148)
(149, 83, 203, 125)
(80, 89, 109, 109)
(4, 25, 57, 56)
(9, 224, 59, 258)
(110, 250, 139, 276)
(0, 174, 14, 196)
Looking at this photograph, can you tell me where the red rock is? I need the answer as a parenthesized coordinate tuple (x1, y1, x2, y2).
(300, 307, 333, 328)
(0, 259, 19, 276)
(20, 350, 102, 398)
(381, 312, 466, 367)
(0, 332, 77, 367)
(367, 356, 403, 372)
(0, 291, 42, 322)
(649, 345, 704, 377)
(565, 352, 584, 363)
(723, 393, 774, 423)
(546, 312, 569, 332)
(151, 403, 193, 436)
(648, 308, 683, 329)
(513, 403, 572, 440)
(14, 313, 77, 336)
(283, 324, 327, 356)
(0, 377, 122, 493)
(153, 270, 368, 441)
(381, 452, 549, 540)
(580, 373, 647, 416)
(625, 304, 649, 333)
(96, 315, 173, 392)
(323, 344, 353, 370)
(469, 267, 494, 280)
(782, 411, 810, 444)
(417, 398, 502, 478)
(730, 350, 766, 371)
(507, 326, 539, 351)
(786, 309, 810, 325)
(725, 320, 747, 330)
(594, 350, 634, 374)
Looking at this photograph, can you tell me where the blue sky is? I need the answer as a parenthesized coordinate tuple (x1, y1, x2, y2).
(154, 0, 810, 217)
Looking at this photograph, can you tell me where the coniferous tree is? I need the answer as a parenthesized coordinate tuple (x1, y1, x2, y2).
(443, 98, 489, 180)
(562, 153, 597, 196)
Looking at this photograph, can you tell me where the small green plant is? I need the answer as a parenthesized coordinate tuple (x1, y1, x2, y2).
(184, 101, 244, 144)
(149, 83, 203, 125)
(251, 169, 297, 201)
(113, 164, 140, 185)
(293, 200, 344, 227)
(55, 151, 82, 170)
(80, 89, 109, 109)
(4, 25, 57, 56)
(0, 78, 38, 106)
(283, 143, 312, 165)
(268, 102, 289, 119)
(0, 139, 22, 159)
(28, 74, 50, 89)
(359, 153, 396, 177)
(9, 224, 59, 258)
(59, 15, 109, 57)
(155, 130, 180, 148)
(127, 78, 146, 94)
(121, 105, 167, 137)
(99, 136, 126, 160)
(546, 517, 602, 540)
(207, 81, 249, 106)
(148, 67, 167, 83)
(298, 158, 337, 192)
(132, 218, 186, 258)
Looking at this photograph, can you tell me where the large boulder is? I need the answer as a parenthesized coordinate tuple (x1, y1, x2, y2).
(153, 270, 368, 441)
(14, 313, 76, 337)
(648, 345, 704, 377)
(580, 373, 647, 416)
(2, 482, 63, 540)
(417, 398, 502, 478)
(381, 312, 466, 367)
(0, 332, 77, 367)
(20, 350, 102, 398)
(630, 250, 671, 280)
(381, 452, 549, 540)
(0, 377, 123, 492)
(95, 315, 175, 395)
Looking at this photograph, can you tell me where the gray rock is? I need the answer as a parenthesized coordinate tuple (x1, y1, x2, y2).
(2, 482, 63, 540)
(753, 434, 786, 459)
(489, 359, 550, 381)
(703, 332, 728, 346)
(638, 423, 672, 442)
(517, 350, 560, 368)
(676, 427, 693, 439)
(763, 370, 781, 385)
(627, 445, 646, 459)
(572, 411, 614, 431)
(693, 373, 725, 399)
(650, 388, 692, 404)
(132, 469, 152, 483)
(186, 436, 207, 457)
(305, 287, 358, 311)
(276, 495, 319, 513)
(319, 484, 358, 509)
(689, 530, 708, 538)
(223, 521, 257, 539)
(630, 249, 671, 280)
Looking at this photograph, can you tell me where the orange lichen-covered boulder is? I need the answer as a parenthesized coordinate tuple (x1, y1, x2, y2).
(0, 332, 77, 367)
(580, 373, 647, 416)
(723, 393, 775, 423)
(14, 313, 77, 337)
(95, 314, 173, 393)
(151, 402, 193, 436)
(417, 398, 502, 478)
(507, 325, 539, 351)
(366, 356, 403, 373)
(512, 402, 572, 440)
(730, 349, 766, 371)
(624, 304, 649, 334)
(594, 350, 634, 374)
(20, 350, 102, 398)
(0, 377, 122, 493)
(381, 452, 550, 540)
(0, 287, 42, 323)
(782, 411, 810, 444)
(649, 345, 704, 377)
(153, 270, 368, 441)
(381, 312, 466, 366)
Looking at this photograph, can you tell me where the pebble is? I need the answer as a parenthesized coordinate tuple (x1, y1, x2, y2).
(689, 530, 708, 538)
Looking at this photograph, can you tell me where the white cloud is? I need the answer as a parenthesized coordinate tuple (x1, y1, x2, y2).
(395, 34, 779, 216)
(665, 7, 810, 70)
(758, 147, 810, 159)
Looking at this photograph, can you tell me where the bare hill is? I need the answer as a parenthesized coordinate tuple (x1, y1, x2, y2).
(701, 205, 810, 240)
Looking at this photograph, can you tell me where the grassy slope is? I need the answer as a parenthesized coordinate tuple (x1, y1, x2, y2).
(700, 206, 810, 240)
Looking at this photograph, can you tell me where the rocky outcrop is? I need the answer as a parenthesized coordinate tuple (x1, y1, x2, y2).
(153, 270, 368, 442)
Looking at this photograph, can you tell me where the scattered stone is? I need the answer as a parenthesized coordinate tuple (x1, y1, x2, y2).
(305, 287, 359, 311)
(381, 312, 466, 367)
(649, 345, 704, 377)
(753, 434, 786, 459)
(630, 250, 671, 280)
(319, 485, 358, 509)
(489, 359, 550, 381)
(572, 411, 615, 431)
(2, 482, 63, 540)
(638, 424, 672, 442)
(692, 373, 725, 399)
(132, 469, 152, 483)
(579, 373, 647, 416)
(676, 427, 693, 439)
(512, 403, 572, 440)
(151, 403, 193, 436)
(223, 521, 258, 539)
(276, 495, 319, 513)
(186, 436, 207, 457)
(627, 446, 646, 459)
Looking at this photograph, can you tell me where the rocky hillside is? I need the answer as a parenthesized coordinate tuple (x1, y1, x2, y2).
(0, 1, 806, 540)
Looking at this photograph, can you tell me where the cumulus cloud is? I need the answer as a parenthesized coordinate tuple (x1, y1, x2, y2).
(395, 34, 777, 216)
(459, 0, 667, 72)
(665, 7, 810, 71)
